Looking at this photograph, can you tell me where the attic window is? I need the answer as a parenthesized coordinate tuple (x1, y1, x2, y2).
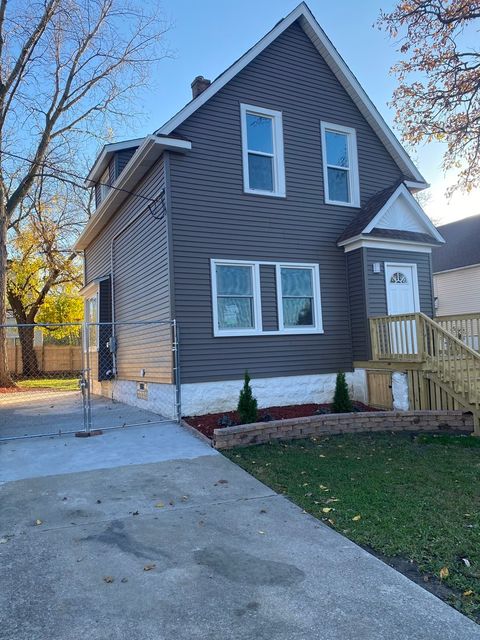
(390, 272, 408, 284)
(240, 104, 286, 197)
(99, 167, 110, 202)
(320, 122, 360, 207)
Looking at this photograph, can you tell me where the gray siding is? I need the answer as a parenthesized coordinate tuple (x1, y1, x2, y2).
(346, 250, 369, 361)
(115, 147, 137, 179)
(84, 157, 173, 383)
(260, 265, 278, 331)
(365, 248, 434, 318)
(169, 21, 404, 384)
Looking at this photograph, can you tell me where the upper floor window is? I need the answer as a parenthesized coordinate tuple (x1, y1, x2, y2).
(240, 104, 285, 197)
(99, 167, 110, 202)
(320, 122, 359, 207)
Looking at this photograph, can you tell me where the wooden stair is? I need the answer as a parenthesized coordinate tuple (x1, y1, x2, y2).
(370, 312, 480, 434)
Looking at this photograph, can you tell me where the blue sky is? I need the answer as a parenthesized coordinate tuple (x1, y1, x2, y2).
(118, 0, 479, 225)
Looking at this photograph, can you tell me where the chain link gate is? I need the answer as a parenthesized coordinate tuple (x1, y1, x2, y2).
(0, 320, 180, 441)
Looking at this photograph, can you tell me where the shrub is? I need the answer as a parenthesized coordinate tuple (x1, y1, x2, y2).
(332, 372, 353, 413)
(237, 370, 258, 424)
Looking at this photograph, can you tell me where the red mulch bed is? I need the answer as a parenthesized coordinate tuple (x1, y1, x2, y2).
(0, 386, 27, 394)
(184, 401, 377, 439)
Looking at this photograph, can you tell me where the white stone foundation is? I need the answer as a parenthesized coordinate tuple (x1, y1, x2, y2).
(392, 371, 410, 411)
(91, 378, 177, 419)
(180, 370, 368, 417)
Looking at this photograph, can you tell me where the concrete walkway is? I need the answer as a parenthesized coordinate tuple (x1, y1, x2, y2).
(0, 425, 479, 639)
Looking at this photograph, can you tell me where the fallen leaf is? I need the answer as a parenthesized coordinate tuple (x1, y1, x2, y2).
(319, 454, 326, 458)
(121, 577, 128, 583)
(439, 567, 449, 580)
(181, 496, 189, 501)
(143, 564, 156, 571)
(463, 590, 474, 597)
(132, 510, 139, 516)
(327, 519, 335, 525)
(103, 576, 114, 583)
(462, 558, 471, 568)
(352, 515, 361, 522)
(154, 502, 164, 508)
(257, 530, 266, 535)
(319, 484, 328, 489)
(34, 519, 43, 526)
(322, 507, 333, 513)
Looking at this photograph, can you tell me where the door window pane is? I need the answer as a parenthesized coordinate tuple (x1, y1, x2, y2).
(327, 167, 349, 203)
(246, 114, 273, 153)
(248, 154, 273, 191)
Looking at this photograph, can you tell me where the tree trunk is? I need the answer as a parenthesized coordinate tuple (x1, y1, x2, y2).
(17, 324, 40, 377)
(0, 199, 14, 387)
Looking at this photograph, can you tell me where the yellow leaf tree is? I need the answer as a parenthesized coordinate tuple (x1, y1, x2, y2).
(7, 199, 83, 376)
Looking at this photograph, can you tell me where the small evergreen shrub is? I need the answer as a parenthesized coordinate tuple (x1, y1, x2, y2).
(332, 372, 353, 413)
(237, 371, 258, 424)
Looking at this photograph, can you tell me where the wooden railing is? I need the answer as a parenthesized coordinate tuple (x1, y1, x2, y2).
(370, 312, 480, 432)
(435, 312, 480, 353)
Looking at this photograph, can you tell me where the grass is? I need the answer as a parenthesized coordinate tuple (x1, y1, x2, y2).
(17, 377, 79, 392)
(225, 432, 480, 621)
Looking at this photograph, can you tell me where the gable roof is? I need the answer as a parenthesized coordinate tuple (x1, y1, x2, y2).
(155, 2, 426, 186)
(337, 182, 444, 247)
(432, 214, 480, 273)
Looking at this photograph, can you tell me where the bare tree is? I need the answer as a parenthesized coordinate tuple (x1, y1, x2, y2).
(0, 0, 169, 386)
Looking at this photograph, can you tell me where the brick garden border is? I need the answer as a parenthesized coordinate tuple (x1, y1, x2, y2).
(212, 410, 474, 449)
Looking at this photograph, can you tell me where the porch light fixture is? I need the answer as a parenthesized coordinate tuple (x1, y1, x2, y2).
(373, 262, 381, 273)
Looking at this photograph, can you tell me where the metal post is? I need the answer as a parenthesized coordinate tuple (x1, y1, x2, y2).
(172, 320, 181, 422)
(84, 322, 92, 433)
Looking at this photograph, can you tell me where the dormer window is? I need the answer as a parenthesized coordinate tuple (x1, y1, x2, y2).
(99, 167, 110, 202)
(321, 122, 360, 207)
(240, 104, 285, 197)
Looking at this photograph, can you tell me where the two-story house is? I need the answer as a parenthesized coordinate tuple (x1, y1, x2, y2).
(75, 3, 444, 419)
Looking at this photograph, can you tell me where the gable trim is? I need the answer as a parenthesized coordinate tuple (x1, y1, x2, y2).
(340, 236, 433, 254)
(362, 183, 444, 243)
(155, 2, 426, 185)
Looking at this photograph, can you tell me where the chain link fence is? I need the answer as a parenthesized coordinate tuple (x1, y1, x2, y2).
(0, 320, 180, 440)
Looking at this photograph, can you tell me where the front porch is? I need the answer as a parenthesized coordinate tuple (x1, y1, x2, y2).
(356, 312, 480, 433)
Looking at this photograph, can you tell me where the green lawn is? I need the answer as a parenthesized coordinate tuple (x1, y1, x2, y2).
(225, 433, 480, 622)
(17, 377, 79, 392)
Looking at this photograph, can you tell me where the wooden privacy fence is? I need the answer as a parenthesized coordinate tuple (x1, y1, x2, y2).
(7, 344, 82, 375)
(370, 312, 480, 433)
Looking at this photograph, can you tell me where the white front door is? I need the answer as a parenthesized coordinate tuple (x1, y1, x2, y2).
(385, 263, 420, 354)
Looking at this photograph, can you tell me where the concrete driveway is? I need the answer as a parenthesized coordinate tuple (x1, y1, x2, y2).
(0, 390, 169, 439)
(1, 423, 479, 640)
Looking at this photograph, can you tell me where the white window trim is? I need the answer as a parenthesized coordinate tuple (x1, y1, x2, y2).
(211, 259, 262, 337)
(211, 259, 324, 337)
(384, 262, 420, 315)
(275, 263, 324, 334)
(84, 291, 99, 351)
(320, 121, 360, 208)
(240, 103, 286, 198)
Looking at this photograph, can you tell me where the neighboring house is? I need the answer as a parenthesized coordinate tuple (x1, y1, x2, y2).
(75, 3, 444, 418)
(432, 215, 480, 316)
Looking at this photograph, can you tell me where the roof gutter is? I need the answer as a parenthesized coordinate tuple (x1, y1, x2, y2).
(75, 135, 191, 251)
